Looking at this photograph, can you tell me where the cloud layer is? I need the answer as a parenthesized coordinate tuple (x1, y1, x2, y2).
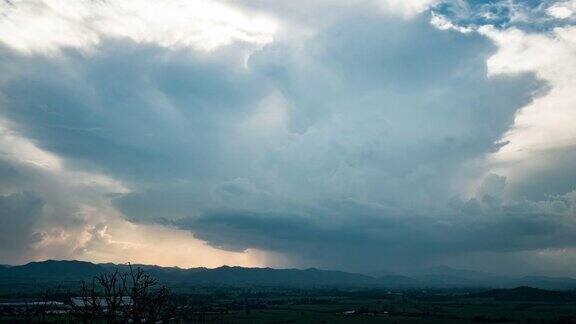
(1, 0, 576, 274)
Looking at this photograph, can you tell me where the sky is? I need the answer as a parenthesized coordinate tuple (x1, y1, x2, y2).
(0, 0, 576, 276)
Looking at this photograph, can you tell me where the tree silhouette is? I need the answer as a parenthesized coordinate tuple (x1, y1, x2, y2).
(71, 263, 172, 323)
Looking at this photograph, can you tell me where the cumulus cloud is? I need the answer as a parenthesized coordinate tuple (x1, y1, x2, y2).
(463, 14, 576, 202)
(547, 0, 576, 19)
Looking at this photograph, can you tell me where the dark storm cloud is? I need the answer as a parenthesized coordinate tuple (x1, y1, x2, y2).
(0, 192, 44, 260)
(505, 147, 576, 200)
(0, 42, 269, 182)
(175, 188, 576, 271)
(113, 11, 541, 227)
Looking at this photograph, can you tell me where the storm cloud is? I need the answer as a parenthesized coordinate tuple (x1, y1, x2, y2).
(0, 192, 43, 260)
(1, 0, 575, 274)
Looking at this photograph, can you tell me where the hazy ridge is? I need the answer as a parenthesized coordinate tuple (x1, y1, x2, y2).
(2, 260, 576, 290)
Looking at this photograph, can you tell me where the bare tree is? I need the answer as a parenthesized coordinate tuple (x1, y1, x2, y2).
(122, 263, 171, 323)
(71, 279, 104, 323)
(97, 269, 125, 323)
(70, 264, 172, 323)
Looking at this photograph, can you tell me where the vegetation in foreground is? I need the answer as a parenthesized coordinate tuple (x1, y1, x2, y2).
(2, 266, 576, 323)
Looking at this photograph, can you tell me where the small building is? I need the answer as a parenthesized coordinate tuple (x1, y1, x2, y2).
(70, 296, 133, 309)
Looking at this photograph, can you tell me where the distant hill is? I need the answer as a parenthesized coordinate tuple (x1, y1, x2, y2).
(186, 266, 376, 286)
(410, 266, 511, 288)
(419, 266, 503, 281)
(375, 275, 420, 287)
(103, 264, 377, 286)
(0, 260, 105, 280)
(2, 260, 576, 289)
(512, 276, 576, 291)
(0, 260, 377, 287)
(469, 286, 576, 302)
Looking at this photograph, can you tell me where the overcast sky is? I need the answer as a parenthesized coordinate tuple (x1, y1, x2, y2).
(1, 0, 576, 275)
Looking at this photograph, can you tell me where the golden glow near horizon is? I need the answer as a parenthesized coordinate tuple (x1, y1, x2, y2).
(0, 116, 276, 268)
(16, 223, 279, 269)
(78, 220, 281, 269)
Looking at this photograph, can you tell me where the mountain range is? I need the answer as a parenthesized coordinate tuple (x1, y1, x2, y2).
(2, 260, 576, 290)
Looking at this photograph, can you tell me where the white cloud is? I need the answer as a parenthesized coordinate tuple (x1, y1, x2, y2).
(379, 0, 439, 18)
(430, 12, 473, 32)
(547, 1, 576, 19)
(479, 25, 576, 178)
(0, 0, 277, 54)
